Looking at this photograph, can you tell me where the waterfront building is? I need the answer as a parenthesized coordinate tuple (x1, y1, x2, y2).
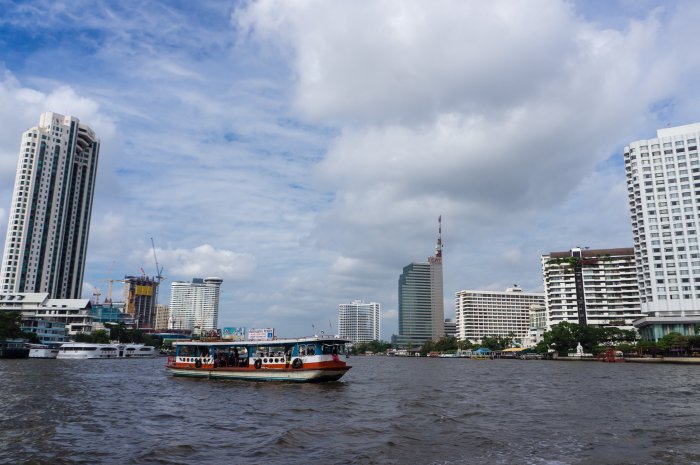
(541, 247, 642, 330)
(20, 319, 68, 344)
(455, 286, 544, 345)
(0, 292, 92, 335)
(122, 275, 159, 329)
(395, 218, 445, 348)
(168, 277, 223, 333)
(90, 302, 134, 330)
(528, 304, 547, 348)
(624, 123, 700, 330)
(0, 112, 100, 299)
(338, 300, 380, 344)
(154, 304, 170, 330)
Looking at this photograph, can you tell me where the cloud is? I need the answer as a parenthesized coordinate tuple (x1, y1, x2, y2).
(155, 244, 257, 281)
(4, 0, 700, 341)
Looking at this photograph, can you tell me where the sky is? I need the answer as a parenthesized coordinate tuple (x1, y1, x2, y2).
(2, 0, 700, 340)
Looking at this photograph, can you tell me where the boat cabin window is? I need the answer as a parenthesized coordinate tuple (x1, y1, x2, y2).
(298, 343, 316, 356)
(178, 346, 210, 357)
(322, 343, 346, 355)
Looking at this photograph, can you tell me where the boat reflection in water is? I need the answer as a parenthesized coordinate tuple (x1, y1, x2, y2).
(167, 335, 351, 382)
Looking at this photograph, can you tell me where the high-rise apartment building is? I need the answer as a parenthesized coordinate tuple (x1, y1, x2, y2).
(624, 123, 700, 317)
(338, 300, 380, 343)
(1, 112, 100, 298)
(169, 277, 223, 333)
(455, 286, 544, 345)
(394, 218, 445, 348)
(541, 248, 642, 330)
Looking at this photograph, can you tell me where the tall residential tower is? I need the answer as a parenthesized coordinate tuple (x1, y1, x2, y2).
(1, 112, 100, 298)
(168, 277, 223, 333)
(394, 217, 445, 348)
(338, 300, 380, 344)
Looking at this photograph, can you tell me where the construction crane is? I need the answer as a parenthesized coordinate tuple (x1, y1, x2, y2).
(151, 237, 165, 283)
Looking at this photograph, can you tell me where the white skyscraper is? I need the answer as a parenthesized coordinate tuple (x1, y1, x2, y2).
(168, 277, 223, 333)
(624, 123, 700, 317)
(1, 112, 100, 298)
(338, 300, 380, 343)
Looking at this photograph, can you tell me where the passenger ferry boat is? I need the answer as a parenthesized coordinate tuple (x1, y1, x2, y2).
(56, 343, 156, 359)
(166, 335, 351, 382)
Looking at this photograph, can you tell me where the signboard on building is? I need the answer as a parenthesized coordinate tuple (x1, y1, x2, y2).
(222, 327, 246, 341)
(248, 328, 275, 341)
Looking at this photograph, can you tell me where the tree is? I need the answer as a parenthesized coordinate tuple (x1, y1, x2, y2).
(480, 335, 511, 351)
(0, 312, 26, 339)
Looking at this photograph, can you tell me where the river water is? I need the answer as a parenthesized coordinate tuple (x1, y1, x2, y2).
(1, 356, 700, 464)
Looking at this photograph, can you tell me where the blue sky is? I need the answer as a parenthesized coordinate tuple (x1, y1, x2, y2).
(2, 0, 700, 339)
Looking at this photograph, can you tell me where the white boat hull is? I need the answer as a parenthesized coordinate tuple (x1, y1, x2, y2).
(168, 366, 350, 382)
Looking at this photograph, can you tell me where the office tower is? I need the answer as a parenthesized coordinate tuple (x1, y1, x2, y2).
(541, 248, 642, 330)
(395, 218, 445, 348)
(1, 112, 100, 298)
(123, 275, 159, 329)
(169, 277, 223, 333)
(455, 286, 545, 345)
(338, 300, 380, 343)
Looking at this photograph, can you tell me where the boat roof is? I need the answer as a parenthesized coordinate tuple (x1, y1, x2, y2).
(173, 335, 350, 347)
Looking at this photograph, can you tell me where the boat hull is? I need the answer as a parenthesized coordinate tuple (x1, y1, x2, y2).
(167, 366, 350, 383)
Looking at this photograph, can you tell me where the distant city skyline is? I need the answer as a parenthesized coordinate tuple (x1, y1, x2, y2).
(2, 1, 700, 339)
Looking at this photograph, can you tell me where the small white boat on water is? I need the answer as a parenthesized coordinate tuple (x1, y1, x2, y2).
(56, 343, 156, 359)
(28, 343, 61, 359)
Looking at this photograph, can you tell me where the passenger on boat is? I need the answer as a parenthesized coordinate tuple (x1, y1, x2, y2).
(233, 348, 239, 367)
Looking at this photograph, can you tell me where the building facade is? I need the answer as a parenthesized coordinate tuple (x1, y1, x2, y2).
(168, 277, 223, 333)
(0, 112, 100, 298)
(541, 247, 642, 330)
(395, 219, 445, 348)
(624, 123, 700, 318)
(154, 304, 170, 330)
(338, 300, 380, 344)
(0, 292, 92, 336)
(528, 304, 547, 348)
(455, 286, 545, 345)
(123, 275, 159, 329)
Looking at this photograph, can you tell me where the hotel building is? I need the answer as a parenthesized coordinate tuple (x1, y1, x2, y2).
(541, 247, 642, 330)
(338, 300, 380, 344)
(0, 112, 100, 298)
(168, 277, 223, 333)
(624, 123, 700, 338)
(455, 286, 544, 345)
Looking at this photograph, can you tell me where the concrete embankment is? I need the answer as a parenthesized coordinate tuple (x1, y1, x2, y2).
(554, 356, 700, 364)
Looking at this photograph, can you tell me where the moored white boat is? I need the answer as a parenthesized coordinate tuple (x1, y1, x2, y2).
(28, 343, 61, 359)
(167, 335, 351, 383)
(56, 342, 156, 359)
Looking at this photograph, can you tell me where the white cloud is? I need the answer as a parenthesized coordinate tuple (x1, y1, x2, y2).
(155, 244, 257, 281)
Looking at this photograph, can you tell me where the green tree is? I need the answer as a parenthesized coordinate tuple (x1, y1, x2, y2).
(0, 312, 26, 339)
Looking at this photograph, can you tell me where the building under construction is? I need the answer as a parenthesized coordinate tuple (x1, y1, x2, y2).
(122, 275, 160, 329)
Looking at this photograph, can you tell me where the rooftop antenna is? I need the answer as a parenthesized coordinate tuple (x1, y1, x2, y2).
(436, 215, 443, 258)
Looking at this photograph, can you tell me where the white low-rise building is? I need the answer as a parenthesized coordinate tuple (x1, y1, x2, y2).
(0, 293, 92, 335)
